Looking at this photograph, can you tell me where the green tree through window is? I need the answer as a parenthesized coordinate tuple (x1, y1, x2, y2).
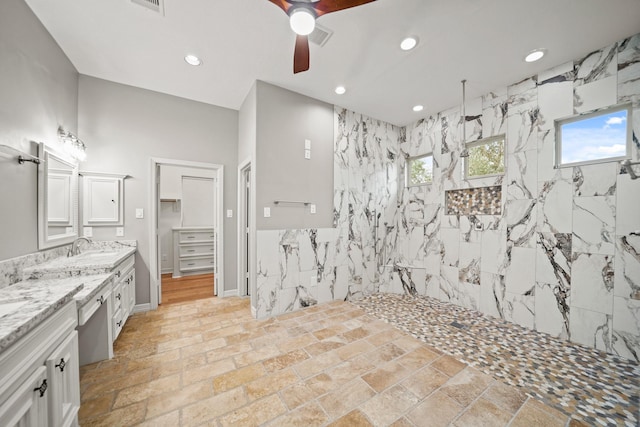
(466, 136, 505, 178)
(407, 154, 433, 186)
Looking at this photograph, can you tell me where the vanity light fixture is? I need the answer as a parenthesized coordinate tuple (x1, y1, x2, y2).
(184, 54, 202, 66)
(57, 126, 87, 162)
(413, 105, 424, 112)
(524, 48, 546, 63)
(335, 86, 346, 95)
(400, 36, 418, 51)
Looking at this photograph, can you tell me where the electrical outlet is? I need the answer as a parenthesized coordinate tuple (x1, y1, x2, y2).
(304, 149, 311, 159)
(135, 208, 144, 219)
(226, 209, 233, 218)
(310, 204, 316, 214)
(264, 207, 271, 218)
(305, 139, 311, 150)
(116, 227, 124, 237)
(83, 227, 93, 237)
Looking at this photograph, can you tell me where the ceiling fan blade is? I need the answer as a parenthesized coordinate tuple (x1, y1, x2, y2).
(293, 34, 310, 74)
(267, 0, 291, 14)
(313, 0, 376, 16)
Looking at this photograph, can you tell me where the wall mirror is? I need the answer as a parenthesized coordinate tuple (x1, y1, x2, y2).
(81, 172, 127, 226)
(38, 143, 79, 249)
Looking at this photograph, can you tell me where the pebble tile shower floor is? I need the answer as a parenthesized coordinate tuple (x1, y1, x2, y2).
(78, 295, 638, 426)
(354, 293, 639, 426)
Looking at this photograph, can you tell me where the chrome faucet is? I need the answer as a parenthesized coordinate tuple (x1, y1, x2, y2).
(68, 237, 92, 257)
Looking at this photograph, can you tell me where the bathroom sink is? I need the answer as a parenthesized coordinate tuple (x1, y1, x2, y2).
(0, 299, 28, 318)
(78, 251, 119, 258)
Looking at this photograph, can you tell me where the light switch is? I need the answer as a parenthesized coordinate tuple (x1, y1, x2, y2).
(116, 227, 124, 237)
(263, 207, 271, 218)
(304, 149, 311, 159)
(136, 208, 144, 219)
(83, 227, 93, 238)
(305, 139, 311, 150)
(226, 209, 233, 218)
(310, 204, 316, 214)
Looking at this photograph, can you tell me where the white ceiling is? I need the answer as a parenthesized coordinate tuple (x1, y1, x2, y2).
(24, 0, 640, 126)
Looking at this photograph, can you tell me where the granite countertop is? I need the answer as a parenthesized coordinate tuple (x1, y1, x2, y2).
(0, 277, 85, 353)
(22, 247, 136, 280)
(71, 273, 113, 307)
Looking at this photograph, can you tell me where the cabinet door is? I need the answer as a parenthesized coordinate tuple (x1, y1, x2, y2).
(0, 366, 49, 427)
(46, 331, 80, 427)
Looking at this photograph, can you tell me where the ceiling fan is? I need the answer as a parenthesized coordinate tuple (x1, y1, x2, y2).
(268, 0, 376, 73)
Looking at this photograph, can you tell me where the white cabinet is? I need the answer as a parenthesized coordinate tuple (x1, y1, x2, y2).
(0, 366, 48, 427)
(80, 172, 127, 226)
(77, 254, 135, 365)
(0, 301, 79, 427)
(172, 227, 215, 278)
(46, 332, 80, 427)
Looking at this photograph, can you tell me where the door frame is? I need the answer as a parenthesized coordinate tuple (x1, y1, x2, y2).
(149, 157, 224, 310)
(237, 158, 255, 311)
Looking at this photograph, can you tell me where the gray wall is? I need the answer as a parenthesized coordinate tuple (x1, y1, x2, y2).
(0, 0, 79, 261)
(255, 81, 334, 230)
(78, 76, 239, 303)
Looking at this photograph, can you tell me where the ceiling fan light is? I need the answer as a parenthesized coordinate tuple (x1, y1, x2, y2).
(289, 8, 316, 35)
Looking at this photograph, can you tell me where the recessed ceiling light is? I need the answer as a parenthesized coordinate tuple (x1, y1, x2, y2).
(335, 86, 346, 95)
(400, 37, 418, 51)
(524, 49, 546, 63)
(413, 105, 424, 112)
(184, 55, 202, 66)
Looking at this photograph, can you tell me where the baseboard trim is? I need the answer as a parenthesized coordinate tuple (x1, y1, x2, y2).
(222, 289, 238, 298)
(132, 303, 151, 313)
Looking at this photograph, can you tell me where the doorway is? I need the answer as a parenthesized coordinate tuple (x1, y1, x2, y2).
(238, 159, 253, 306)
(149, 158, 224, 310)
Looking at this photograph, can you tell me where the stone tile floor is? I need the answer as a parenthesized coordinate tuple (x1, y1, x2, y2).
(78, 295, 626, 426)
(353, 293, 640, 427)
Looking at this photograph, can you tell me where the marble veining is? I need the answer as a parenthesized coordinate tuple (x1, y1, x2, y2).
(0, 278, 83, 352)
(253, 33, 640, 361)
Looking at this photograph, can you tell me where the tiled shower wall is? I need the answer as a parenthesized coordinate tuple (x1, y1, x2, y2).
(255, 34, 640, 361)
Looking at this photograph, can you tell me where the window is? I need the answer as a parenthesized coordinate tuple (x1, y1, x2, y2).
(406, 153, 433, 186)
(555, 104, 632, 167)
(464, 135, 505, 179)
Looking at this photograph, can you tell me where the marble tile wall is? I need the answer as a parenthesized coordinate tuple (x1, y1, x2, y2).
(254, 34, 640, 361)
(397, 34, 640, 362)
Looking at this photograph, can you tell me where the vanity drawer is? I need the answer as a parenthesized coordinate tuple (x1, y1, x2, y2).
(113, 255, 135, 281)
(78, 286, 112, 326)
(179, 243, 214, 258)
(112, 281, 124, 313)
(112, 308, 124, 341)
(179, 256, 215, 271)
(179, 230, 214, 243)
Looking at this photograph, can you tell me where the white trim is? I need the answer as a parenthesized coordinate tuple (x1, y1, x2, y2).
(251, 305, 257, 319)
(223, 289, 239, 298)
(132, 303, 151, 314)
(237, 158, 255, 310)
(149, 157, 225, 310)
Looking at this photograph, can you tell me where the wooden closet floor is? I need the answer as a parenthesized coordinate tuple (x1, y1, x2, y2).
(161, 273, 214, 305)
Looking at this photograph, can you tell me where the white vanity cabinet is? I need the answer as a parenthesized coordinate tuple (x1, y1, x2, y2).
(172, 227, 215, 278)
(0, 301, 80, 427)
(112, 255, 135, 341)
(77, 253, 135, 365)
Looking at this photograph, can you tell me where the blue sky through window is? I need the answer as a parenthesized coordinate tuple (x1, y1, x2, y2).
(560, 109, 628, 164)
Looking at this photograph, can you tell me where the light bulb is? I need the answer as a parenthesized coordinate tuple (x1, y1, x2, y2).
(289, 8, 315, 36)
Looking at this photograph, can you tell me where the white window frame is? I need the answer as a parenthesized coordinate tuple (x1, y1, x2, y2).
(464, 134, 506, 180)
(406, 153, 434, 187)
(555, 103, 632, 168)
